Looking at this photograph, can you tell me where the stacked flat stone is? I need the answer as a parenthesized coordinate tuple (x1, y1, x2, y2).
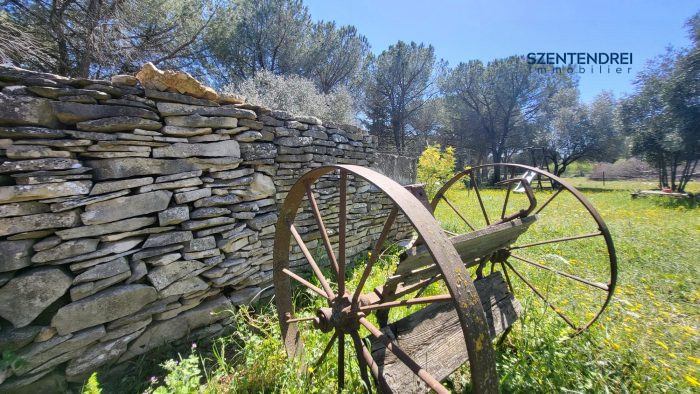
(263, 111, 413, 272)
(0, 65, 412, 391)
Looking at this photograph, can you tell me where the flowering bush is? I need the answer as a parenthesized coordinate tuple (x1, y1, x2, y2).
(417, 144, 456, 198)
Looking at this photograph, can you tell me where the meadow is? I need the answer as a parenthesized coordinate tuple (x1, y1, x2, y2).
(95, 178, 699, 393)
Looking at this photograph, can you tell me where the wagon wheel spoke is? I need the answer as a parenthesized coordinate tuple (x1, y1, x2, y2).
(499, 262, 515, 294)
(509, 253, 609, 291)
(535, 187, 563, 215)
(352, 206, 399, 303)
(350, 331, 373, 392)
(359, 294, 452, 312)
(306, 182, 340, 277)
(503, 261, 579, 330)
(338, 170, 347, 295)
(426, 163, 617, 338)
(282, 268, 329, 300)
(286, 315, 317, 324)
(470, 172, 490, 226)
(501, 183, 512, 219)
(313, 331, 338, 368)
(508, 231, 604, 251)
(290, 225, 335, 299)
(352, 330, 391, 392)
(338, 334, 345, 390)
(441, 195, 476, 231)
(359, 317, 449, 394)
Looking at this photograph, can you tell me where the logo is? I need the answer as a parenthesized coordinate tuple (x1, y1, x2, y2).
(526, 52, 633, 75)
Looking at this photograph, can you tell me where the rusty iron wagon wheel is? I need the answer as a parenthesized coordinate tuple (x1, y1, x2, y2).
(431, 163, 618, 337)
(273, 165, 500, 393)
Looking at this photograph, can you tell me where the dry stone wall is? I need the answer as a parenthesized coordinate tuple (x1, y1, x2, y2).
(0, 65, 412, 390)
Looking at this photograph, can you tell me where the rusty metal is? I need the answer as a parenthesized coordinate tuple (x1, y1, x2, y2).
(500, 182, 512, 219)
(359, 294, 452, 312)
(354, 331, 393, 393)
(535, 187, 563, 214)
(504, 260, 578, 330)
(441, 195, 476, 231)
(273, 165, 500, 393)
(470, 171, 491, 225)
(290, 225, 335, 299)
(313, 331, 337, 369)
(305, 181, 340, 277)
(508, 231, 603, 250)
(281, 268, 327, 299)
(350, 331, 374, 391)
(509, 253, 609, 291)
(352, 206, 398, 304)
(274, 163, 616, 392)
(431, 163, 618, 337)
(338, 170, 347, 296)
(359, 316, 449, 394)
(493, 177, 537, 224)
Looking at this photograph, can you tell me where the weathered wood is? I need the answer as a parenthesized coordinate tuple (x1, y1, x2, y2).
(368, 272, 521, 393)
(395, 216, 536, 275)
(631, 190, 691, 199)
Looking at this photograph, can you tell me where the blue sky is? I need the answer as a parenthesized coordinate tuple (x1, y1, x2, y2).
(305, 0, 698, 102)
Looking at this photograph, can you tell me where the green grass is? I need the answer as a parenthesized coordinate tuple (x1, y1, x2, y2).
(94, 180, 699, 393)
(565, 177, 700, 193)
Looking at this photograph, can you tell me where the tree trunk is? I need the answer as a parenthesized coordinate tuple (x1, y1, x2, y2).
(670, 154, 678, 192)
(679, 158, 698, 193)
(491, 149, 502, 184)
(392, 122, 402, 154)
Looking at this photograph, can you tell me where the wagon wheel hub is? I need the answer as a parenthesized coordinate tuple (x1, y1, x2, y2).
(313, 294, 362, 333)
(491, 248, 511, 263)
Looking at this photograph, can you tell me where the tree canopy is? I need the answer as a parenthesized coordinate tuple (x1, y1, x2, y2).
(1, 1, 697, 185)
(618, 14, 699, 192)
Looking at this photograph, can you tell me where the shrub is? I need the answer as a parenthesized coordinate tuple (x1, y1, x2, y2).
(225, 70, 355, 124)
(147, 345, 203, 394)
(589, 158, 655, 180)
(417, 144, 456, 198)
(81, 373, 101, 394)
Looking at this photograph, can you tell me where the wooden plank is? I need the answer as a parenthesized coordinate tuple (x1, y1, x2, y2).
(395, 216, 537, 275)
(368, 272, 521, 393)
(385, 264, 441, 289)
(631, 190, 690, 199)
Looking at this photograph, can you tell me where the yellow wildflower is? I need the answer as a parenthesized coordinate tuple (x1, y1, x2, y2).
(656, 340, 668, 350)
(686, 375, 700, 387)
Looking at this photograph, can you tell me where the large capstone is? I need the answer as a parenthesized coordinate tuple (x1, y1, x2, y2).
(0, 267, 72, 327)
